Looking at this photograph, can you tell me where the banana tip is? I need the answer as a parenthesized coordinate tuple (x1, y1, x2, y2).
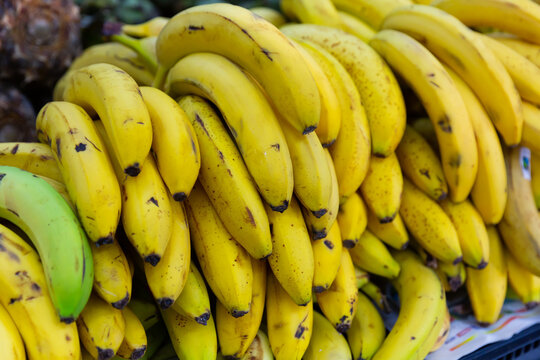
(335, 322, 351, 334)
(157, 297, 174, 310)
(59, 315, 75, 324)
(231, 309, 249, 318)
(111, 292, 130, 310)
(311, 208, 328, 218)
(144, 254, 161, 266)
(173, 191, 187, 202)
(96, 234, 114, 247)
(342, 239, 357, 249)
(313, 285, 327, 293)
(302, 125, 317, 135)
(131, 346, 147, 360)
(97, 347, 114, 360)
(270, 200, 289, 213)
(452, 256, 463, 266)
(195, 311, 210, 325)
(476, 259, 488, 270)
(124, 163, 141, 177)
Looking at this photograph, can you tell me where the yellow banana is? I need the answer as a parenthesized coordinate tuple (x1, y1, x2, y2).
(444, 65, 507, 225)
(281, 0, 343, 28)
(0, 142, 62, 182)
(355, 267, 370, 289)
(122, 17, 169, 37)
(360, 153, 403, 223)
(331, 0, 412, 29)
(266, 270, 313, 360)
(61, 63, 153, 177)
(347, 291, 386, 360)
(337, 192, 367, 248)
(178, 95, 272, 259)
(370, 28, 478, 202)
(361, 281, 391, 314)
(240, 330, 274, 360)
(400, 178, 463, 264)
(339, 11, 376, 42)
(349, 230, 401, 279)
(36, 101, 122, 245)
(507, 249, 540, 308)
(316, 248, 358, 333)
(366, 208, 409, 250)
(186, 182, 253, 317)
(266, 196, 314, 306)
(144, 192, 190, 309)
(165, 52, 293, 212)
(396, 125, 448, 201)
(522, 101, 540, 154)
(533, 151, 540, 210)
(140, 86, 200, 201)
(171, 262, 211, 325)
(490, 34, 540, 68)
(430, 307, 451, 353)
(437, 259, 466, 292)
(312, 219, 343, 293)
(0, 302, 25, 360)
(217, 258, 267, 359)
(381, 4, 524, 147)
(282, 23, 404, 159)
(466, 226, 508, 326)
(155, 3, 320, 134)
(303, 311, 352, 359)
(78, 293, 126, 360)
(250, 7, 286, 27)
(117, 306, 147, 360)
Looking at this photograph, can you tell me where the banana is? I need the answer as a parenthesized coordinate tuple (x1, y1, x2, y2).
(302, 149, 340, 240)
(366, 208, 409, 250)
(355, 267, 370, 289)
(36, 175, 74, 210)
(161, 306, 218, 360)
(430, 307, 451, 353)
(266, 270, 313, 360)
(396, 125, 448, 201)
(312, 219, 343, 293)
(331, 0, 412, 29)
(282, 23, 404, 159)
(117, 306, 147, 360)
(339, 11, 376, 42)
(490, 35, 540, 69)
(61, 63, 153, 177)
(410, 117, 439, 152)
(132, 322, 168, 360)
(381, 5, 523, 147)
(372, 250, 446, 360)
(170, 262, 211, 325)
(140, 86, 200, 201)
(533, 151, 540, 210)
(433, 0, 540, 44)
(36, 101, 122, 245)
(144, 192, 190, 310)
(400, 178, 462, 264)
(128, 298, 159, 331)
(250, 7, 286, 27)
(0, 302, 25, 360)
(522, 101, 540, 155)
(361, 281, 391, 314)
(316, 248, 358, 333)
(217, 258, 267, 359)
(165, 52, 293, 212)
(281, 0, 343, 28)
(466, 226, 508, 326)
(0, 142, 62, 182)
(186, 182, 253, 316)
(0, 224, 79, 360)
(267, 195, 314, 306)
(347, 291, 386, 360)
(360, 153, 403, 223)
(370, 29, 478, 202)
(178, 95, 272, 259)
(0, 166, 93, 322)
(78, 293, 126, 360)
(506, 249, 540, 308)
(241, 330, 274, 360)
(441, 199, 490, 269)
(91, 238, 132, 309)
(337, 192, 367, 248)
(437, 259, 466, 292)
(349, 230, 401, 279)
(122, 17, 169, 37)
(304, 311, 352, 359)
(444, 65, 507, 225)
(498, 146, 540, 276)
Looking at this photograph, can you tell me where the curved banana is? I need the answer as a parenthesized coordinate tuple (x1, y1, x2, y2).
(217, 258, 267, 359)
(433, 0, 540, 45)
(316, 248, 358, 333)
(117, 306, 147, 360)
(532, 151, 540, 210)
(155, 3, 320, 134)
(144, 192, 190, 309)
(186, 182, 253, 317)
(366, 208, 409, 250)
(312, 219, 343, 293)
(0, 142, 62, 182)
(0, 166, 93, 322)
(437, 259, 466, 292)
(0, 224, 79, 359)
(360, 152, 403, 223)
(282, 23, 404, 159)
(267, 196, 314, 306)
(37, 101, 122, 245)
(165, 52, 293, 212)
(347, 291, 386, 360)
(250, 7, 286, 27)
(370, 28, 478, 202)
(281, 0, 343, 28)
(381, 4, 523, 147)
(331, 0, 412, 29)
(522, 101, 540, 155)
(400, 178, 462, 264)
(349, 230, 401, 279)
(304, 311, 352, 360)
(140, 86, 200, 201)
(372, 250, 446, 360)
(396, 125, 448, 201)
(170, 262, 211, 325)
(266, 270, 313, 360)
(122, 17, 169, 37)
(61, 63, 153, 177)
(507, 249, 540, 308)
(339, 11, 376, 42)
(78, 293, 126, 360)
(337, 192, 367, 248)
(490, 34, 540, 68)
(466, 226, 507, 326)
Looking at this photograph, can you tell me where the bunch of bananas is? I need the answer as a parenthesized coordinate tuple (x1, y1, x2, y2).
(3, 0, 540, 359)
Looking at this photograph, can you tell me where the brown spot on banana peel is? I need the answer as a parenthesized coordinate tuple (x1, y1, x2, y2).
(312, 227, 327, 240)
(194, 113, 210, 137)
(8, 295, 22, 304)
(195, 311, 210, 325)
(75, 143, 86, 152)
(437, 115, 452, 133)
(245, 207, 256, 227)
(336, 315, 351, 333)
(231, 309, 249, 318)
(0, 241, 20, 262)
(147, 197, 159, 206)
(270, 143, 280, 151)
(420, 169, 431, 179)
(111, 292, 130, 310)
(449, 154, 462, 168)
(55, 138, 62, 159)
(84, 136, 101, 152)
(295, 313, 310, 338)
(65, 335, 71, 341)
(324, 240, 334, 249)
(188, 25, 205, 31)
(10, 144, 18, 154)
(7, 209, 18, 217)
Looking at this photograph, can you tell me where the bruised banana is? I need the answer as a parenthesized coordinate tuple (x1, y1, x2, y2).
(337, 192, 367, 248)
(0, 142, 62, 182)
(303, 311, 352, 360)
(312, 219, 343, 293)
(349, 230, 401, 279)
(171, 262, 211, 326)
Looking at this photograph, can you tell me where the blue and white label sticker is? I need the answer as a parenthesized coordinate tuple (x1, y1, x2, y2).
(521, 147, 532, 181)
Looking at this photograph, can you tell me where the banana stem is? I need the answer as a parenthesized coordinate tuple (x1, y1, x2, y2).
(110, 34, 158, 73)
(152, 65, 168, 90)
